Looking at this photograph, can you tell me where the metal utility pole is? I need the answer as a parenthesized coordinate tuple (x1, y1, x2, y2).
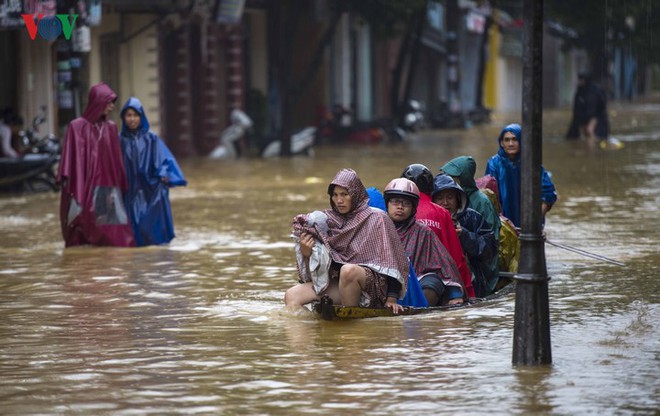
(512, 0, 552, 366)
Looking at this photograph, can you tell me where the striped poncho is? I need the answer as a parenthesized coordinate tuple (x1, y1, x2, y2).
(394, 215, 465, 298)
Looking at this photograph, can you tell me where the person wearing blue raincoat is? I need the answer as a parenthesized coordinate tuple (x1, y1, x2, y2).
(366, 186, 387, 211)
(485, 123, 557, 228)
(119, 97, 187, 246)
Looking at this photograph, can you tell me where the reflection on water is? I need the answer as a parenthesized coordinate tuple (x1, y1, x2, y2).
(0, 115, 658, 414)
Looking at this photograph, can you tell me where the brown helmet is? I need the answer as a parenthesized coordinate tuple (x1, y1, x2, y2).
(383, 178, 420, 208)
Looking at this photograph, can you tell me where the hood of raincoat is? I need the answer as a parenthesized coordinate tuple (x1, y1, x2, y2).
(432, 173, 468, 216)
(497, 123, 522, 160)
(120, 97, 150, 135)
(82, 82, 117, 123)
(327, 168, 369, 215)
(366, 187, 386, 211)
(441, 155, 479, 193)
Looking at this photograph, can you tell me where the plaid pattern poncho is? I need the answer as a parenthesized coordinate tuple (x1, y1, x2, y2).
(292, 169, 408, 298)
(395, 216, 465, 298)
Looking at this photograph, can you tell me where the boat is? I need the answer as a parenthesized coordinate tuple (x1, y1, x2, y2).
(313, 273, 516, 321)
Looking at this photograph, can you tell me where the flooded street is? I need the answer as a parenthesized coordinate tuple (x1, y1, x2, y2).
(0, 106, 658, 415)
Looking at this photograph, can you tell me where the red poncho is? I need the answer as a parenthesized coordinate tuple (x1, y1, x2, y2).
(57, 82, 135, 247)
(416, 192, 475, 298)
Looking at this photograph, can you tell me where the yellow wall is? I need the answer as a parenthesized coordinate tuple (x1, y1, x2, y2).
(483, 23, 500, 110)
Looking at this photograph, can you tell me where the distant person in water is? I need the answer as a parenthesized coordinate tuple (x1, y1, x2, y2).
(566, 72, 609, 145)
(285, 168, 409, 313)
(119, 97, 187, 246)
(485, 123, 558, 229)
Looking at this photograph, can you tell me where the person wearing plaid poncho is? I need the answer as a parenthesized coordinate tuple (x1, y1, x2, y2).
(383, 178, 465, 306)
(285, 169, 409, 313)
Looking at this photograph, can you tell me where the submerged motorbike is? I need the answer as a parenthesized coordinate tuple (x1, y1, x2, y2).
(261, 126, 316, 158)
(316, 104, 388, 143)
(208, 109, 253, 159)
(0, 110, 60, 193)
(400, 99, 425, 132)
(209, 109, 315, 159)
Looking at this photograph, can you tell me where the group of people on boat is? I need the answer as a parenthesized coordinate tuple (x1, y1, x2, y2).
(285, 123, 558, 313)
(52, 83, 558, 315)
(57, 82, 187, 248)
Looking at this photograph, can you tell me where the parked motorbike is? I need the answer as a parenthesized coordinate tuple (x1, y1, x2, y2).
(261, 126, 316, 158)
(0, 110, 60, 193)
(20, 112, 60, 156)
(209, 108, 315, 159)
(400, 99, 425, 132)
(429, 100, 491, 129)
(208, 108, 253, 159)
(315, 104, 388, 144)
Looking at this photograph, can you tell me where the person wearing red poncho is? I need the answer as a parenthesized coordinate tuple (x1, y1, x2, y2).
(57, 82, 135, 247)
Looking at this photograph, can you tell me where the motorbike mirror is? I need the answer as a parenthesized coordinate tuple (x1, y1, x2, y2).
(33, 117, 45, 128)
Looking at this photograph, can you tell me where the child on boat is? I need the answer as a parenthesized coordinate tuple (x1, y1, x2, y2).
(285, 168, 408, 313)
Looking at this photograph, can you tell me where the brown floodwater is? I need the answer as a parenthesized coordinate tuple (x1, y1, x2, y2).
(0, 106, 658, 415)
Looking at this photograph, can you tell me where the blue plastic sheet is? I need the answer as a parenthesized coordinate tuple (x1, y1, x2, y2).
(398, 258, 429, 308)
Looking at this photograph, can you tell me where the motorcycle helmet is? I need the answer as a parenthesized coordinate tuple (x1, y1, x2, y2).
(383, 178, 420, 208)
(401, 163, 434, 195)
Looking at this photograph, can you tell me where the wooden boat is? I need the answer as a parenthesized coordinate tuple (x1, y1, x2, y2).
(313, 273, 516, 321)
